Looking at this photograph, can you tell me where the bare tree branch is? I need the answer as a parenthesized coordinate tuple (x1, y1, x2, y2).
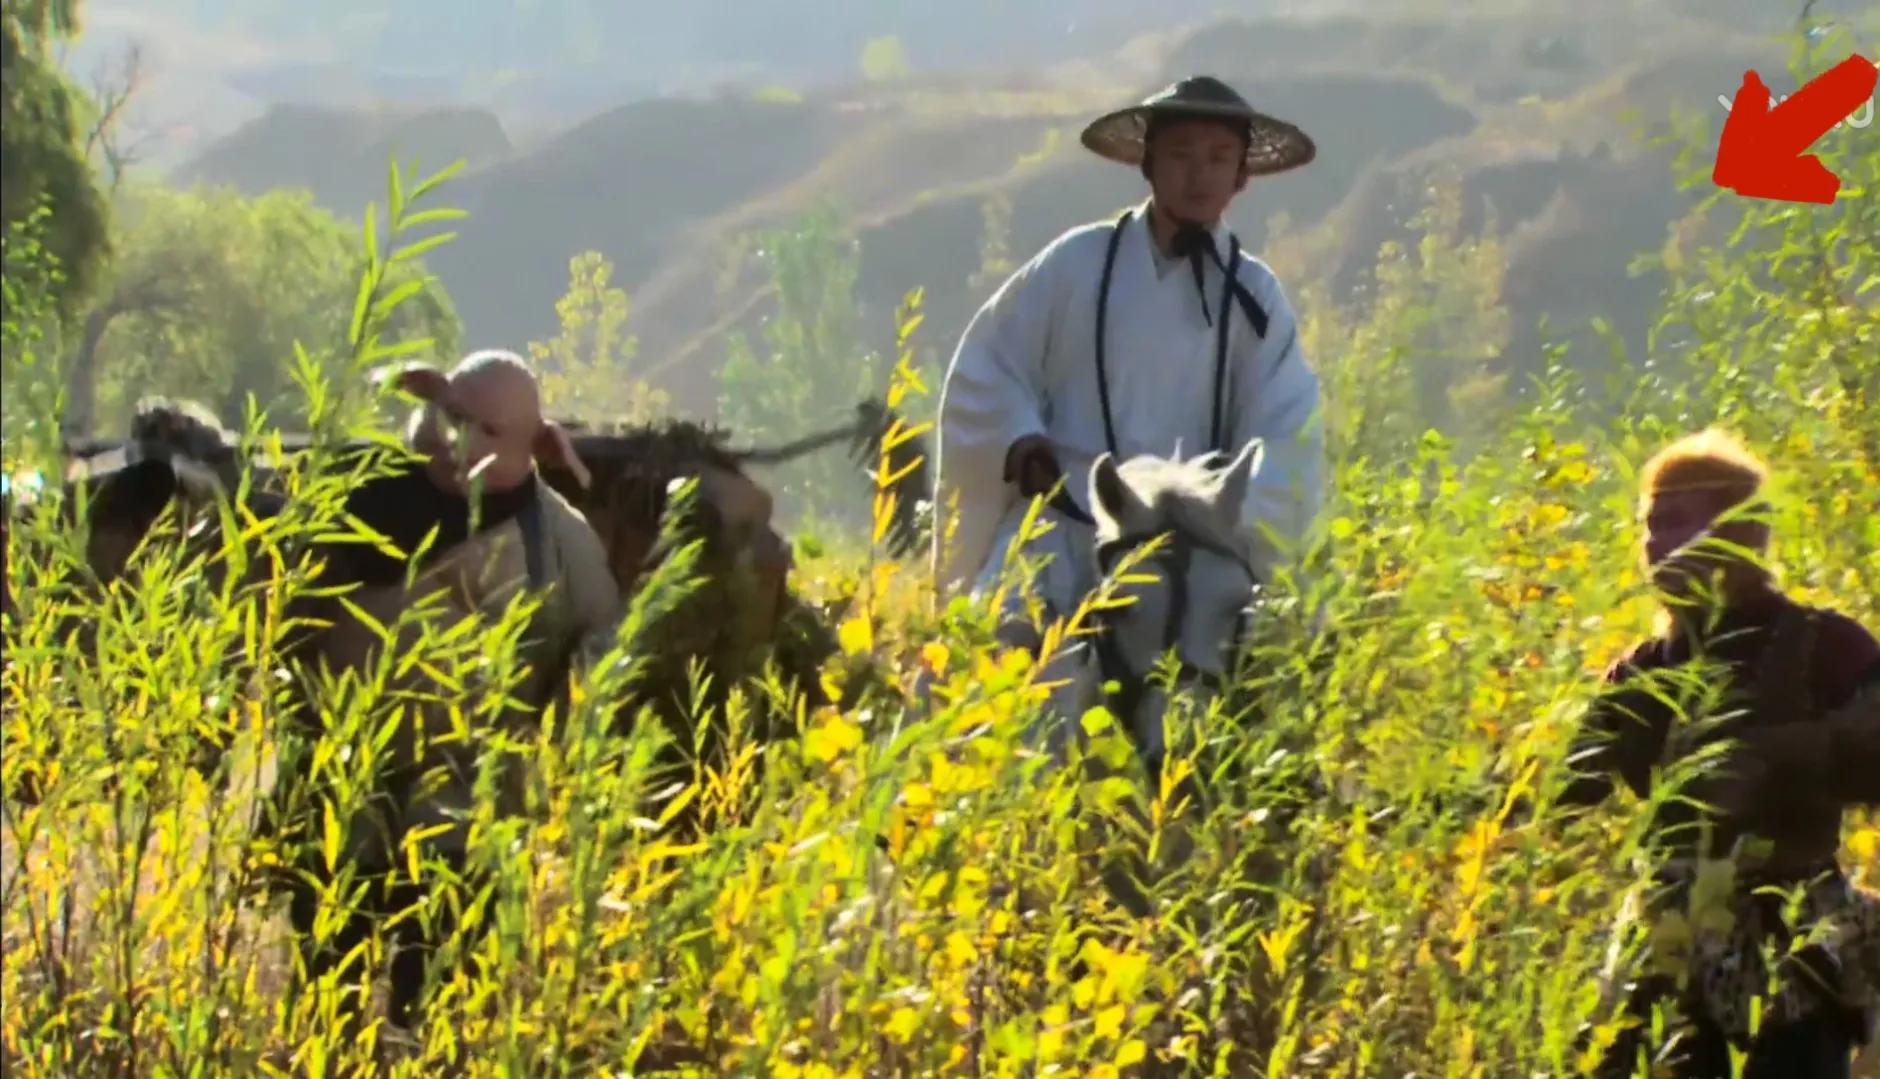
(82, 42, 146, 192)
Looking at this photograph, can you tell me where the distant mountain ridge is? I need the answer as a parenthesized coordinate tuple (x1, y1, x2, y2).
(164, 1, 1859, 415)
(101, 0, 1293, 97)
(173, 102, 514, 218)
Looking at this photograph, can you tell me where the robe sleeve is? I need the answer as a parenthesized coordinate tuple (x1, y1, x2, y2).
(932, 240, 1065, 594)
(561, 512, 626, 672)
(1820, 675, 1880, 804)
(1796, 622, 1880, 806)
(1226, 262, 1326, 585)
(1556, 646, 1667, 809)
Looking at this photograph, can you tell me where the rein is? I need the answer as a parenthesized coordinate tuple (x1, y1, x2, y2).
(1046, 487, 1096, 526)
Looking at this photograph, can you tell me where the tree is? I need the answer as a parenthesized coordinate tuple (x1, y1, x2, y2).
(966, 190, 1015, 299)
(75, 41, 147, 194)
(859, 34, 911, 83)
(1, 0, 109, 313)
(1, 202, 69, 461)
(1390, 178, 1510, 440)
(67, 180, 461, 436)
(1306, 175, 1512, 464)
(527, 250, 668, 428)
(717, 204, 884, 534)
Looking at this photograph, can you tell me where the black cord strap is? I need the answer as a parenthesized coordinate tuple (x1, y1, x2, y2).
(1092, 210, 1267, 467)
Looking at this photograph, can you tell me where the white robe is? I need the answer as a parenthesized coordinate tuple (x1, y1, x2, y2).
(931, 201, 1325, 619)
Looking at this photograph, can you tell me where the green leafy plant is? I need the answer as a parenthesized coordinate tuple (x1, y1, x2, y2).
(717, 204, 887, 538)
(528, 250, 669, 428)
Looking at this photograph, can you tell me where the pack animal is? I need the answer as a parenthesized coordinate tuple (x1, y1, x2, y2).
(49, 393, 930, 813)
(533, 399, 929, 814)
(5, 400, 293, 802)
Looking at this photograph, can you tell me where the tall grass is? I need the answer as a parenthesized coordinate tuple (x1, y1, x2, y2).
(3, 71, 1877, 1077)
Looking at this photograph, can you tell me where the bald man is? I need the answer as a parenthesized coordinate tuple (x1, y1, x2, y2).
(318, 351, 601, 596)
(404, 349, 591, 501)
(270, 350, 623, 1041)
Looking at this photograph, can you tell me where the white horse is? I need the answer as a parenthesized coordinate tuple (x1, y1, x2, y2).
(1011, 440, 1267, 775)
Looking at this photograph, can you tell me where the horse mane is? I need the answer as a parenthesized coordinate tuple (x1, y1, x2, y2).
(558, 416, 745, 483)
(128, 396, 238, 461)
(58, 397, 246, 492)
(544, 416, 742, 546)
(1095, 453, 1249, 557)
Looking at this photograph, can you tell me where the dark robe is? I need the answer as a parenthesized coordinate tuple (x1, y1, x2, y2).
(316, 462, 541, 588)
(1562, 582, 1880, 880)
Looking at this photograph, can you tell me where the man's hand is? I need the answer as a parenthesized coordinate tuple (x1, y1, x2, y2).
(1003, 434, 1062, 499)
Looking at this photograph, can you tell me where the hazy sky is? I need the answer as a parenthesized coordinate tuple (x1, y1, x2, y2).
(57, 0, 1347, 167)
(56, 0, 1874, 173)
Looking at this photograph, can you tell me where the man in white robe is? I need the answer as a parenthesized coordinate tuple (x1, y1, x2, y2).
(932, 75, 1326, 660)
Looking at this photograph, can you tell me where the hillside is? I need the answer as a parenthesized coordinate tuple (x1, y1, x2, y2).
(166, 2, 1838, 415)
(172, 103, 514, 218)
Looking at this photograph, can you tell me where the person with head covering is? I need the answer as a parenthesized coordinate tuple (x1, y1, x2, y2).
(931, 74, 1326, 652)
(268, 349, 623, 1043)
(1560, 429, 1880, 1077)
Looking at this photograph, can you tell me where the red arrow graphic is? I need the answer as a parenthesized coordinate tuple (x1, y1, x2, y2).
(1712, 53, 1877, 204)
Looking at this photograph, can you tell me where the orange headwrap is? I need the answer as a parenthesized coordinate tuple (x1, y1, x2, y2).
(1638, 427, 1768, 514)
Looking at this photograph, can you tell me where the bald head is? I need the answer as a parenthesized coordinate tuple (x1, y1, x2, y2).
(452, 349, 539, 393)
(393, 350, 586, 496)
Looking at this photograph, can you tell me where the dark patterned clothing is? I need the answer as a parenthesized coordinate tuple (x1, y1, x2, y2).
(1565, 585, 1880, 1074)
(1563, 585, 1880, 869)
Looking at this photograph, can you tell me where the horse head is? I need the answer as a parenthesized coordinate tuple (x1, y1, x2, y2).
(1083, 439, 1264, 768)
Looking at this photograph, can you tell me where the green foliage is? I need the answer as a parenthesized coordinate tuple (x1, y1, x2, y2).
(0, 0, 108, 313)
(71, 180, 462, 436)
(1, 155, 508, 1075)
(750, 83, 806, 105)
(717, 204, 886, 535)
(3, 0, 78, 39)
(1285, 173, 1513, 469)
(858, 34, 912, 83)
(528, 250, 668, 427)
(967, 189, 1016, 299)
(1, 199, 70, 463)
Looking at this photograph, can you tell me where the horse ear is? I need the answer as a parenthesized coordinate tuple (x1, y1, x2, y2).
(534, 420, 590, 490)
(1215, 438, 1263, 516)
(1089, 453, 1143, 527)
